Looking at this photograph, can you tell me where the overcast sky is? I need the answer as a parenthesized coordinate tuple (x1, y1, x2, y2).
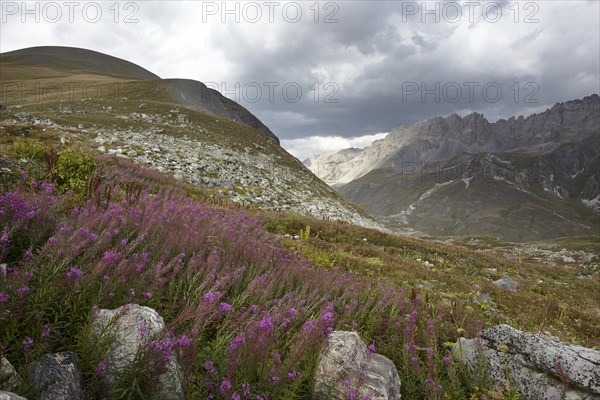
(1, 0, 599, 160)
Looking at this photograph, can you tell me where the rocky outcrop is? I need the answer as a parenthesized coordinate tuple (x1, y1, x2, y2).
(0, 358, 19, 391)
(314, 331, 401, 400)
(91, 130, 383, 231)
(0, 392, 27, 400)
(29, 352, 84, 400)
(92, 304, 184, 400)
(453, 325, 600, 399)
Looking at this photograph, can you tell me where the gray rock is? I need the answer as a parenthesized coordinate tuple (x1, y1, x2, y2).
(453, 324, 600, 399)
(176, 114, 190, 125)
(0, 357, 19, 390)
(92, 304, 184, 400)
(29, 352, 84, 400)
(314, 331, 401, 400)
(0, 391, 28, 400)
(493, 276, 521, 291)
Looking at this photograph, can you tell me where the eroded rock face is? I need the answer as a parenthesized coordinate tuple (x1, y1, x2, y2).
(314, 331, 401, 400)
(454, 325, 600, 399)
(28, 352, 84, 400)
(92, 304, 184, 400)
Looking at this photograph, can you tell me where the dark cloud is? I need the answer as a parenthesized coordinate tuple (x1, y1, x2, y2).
(1, 0, 598, 152)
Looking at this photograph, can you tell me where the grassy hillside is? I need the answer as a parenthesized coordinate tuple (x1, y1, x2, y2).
(0, 128, 598, 399)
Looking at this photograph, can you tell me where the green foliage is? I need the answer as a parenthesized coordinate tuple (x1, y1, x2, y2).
(52, 148, 96, 193)
(7, 139, 48, 161)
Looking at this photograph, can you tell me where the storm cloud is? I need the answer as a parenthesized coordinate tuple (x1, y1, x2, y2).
(1, 0, 598, 159)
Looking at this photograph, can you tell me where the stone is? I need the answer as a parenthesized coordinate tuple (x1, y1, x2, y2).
(0, 357, 19, 390)
(28, 352, 84, 400)
(453, 324, 600, 399)
(314, 331, 401, 400)
(177, 114, 190, 125)
(493, 276, 521, 291)
(0, 392, 27, 400)
(92, 304, 184, 400)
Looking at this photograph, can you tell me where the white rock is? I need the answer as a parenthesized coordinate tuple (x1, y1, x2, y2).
(314, 331, 401, 400)
(92, 304, 184, 400)
(454, 325, 600, 399)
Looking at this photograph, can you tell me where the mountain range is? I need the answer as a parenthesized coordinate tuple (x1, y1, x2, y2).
(305, 95, 600, 241)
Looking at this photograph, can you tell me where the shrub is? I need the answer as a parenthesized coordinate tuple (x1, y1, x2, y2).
(7, 139, 48, 161)
(51, 148, 96, 194)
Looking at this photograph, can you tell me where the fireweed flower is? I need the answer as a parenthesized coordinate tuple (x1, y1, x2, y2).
(287, 370, 301, 380)
(102, 250, 121, 264)
(202, 291, 221, 304)
(175, 335, 192, 348)
(205, 360, 217, 376)
(303, 319, 315, 333)
(219, 302, 233, 313)
(95, 361, 107, 376)
(66, 267, 84, 279)
(220, 378, 232, 394)
(258, 313, 273, 333)
(16, 286, 30, 295)
(41, 325, 50, 338)
(228, 334, 245, 351)
(242, 383, 251, 396)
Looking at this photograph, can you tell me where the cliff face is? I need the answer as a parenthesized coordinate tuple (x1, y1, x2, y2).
(306, 95, 600, 240)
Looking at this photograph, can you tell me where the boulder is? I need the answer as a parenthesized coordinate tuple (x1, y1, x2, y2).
(92, 304, 184, 400)
(29, 352, 84, 400)
(314, 331, 401, 400)
(454, 324, 600, 399)
(0, 357, 19, 390)
(0, 392, 27, 400)
(493, 277, 521, 291)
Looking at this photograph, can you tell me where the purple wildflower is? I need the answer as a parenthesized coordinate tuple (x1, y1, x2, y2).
(219, 302, 234, 313)
(229, 334, 245, 351)
(220, 378, 232, 394)
(95, 361, 107, 375)
(368, 343, 376, 353)
(242, 382, 251, 396)
(23, 336, 33, 347)
(0, 292, 10, 304)
(66, 267, 84, 279)
(16, 286, 30, 295)
(102, 250, 121, 264)
(203, 291, 221, 304)
(41, 325, 50, 338)
(175, 335, 192, 348)
(258, 313, 273, 333)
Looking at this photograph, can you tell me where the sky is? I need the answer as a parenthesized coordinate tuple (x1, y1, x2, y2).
(1, 0, 599, 160)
